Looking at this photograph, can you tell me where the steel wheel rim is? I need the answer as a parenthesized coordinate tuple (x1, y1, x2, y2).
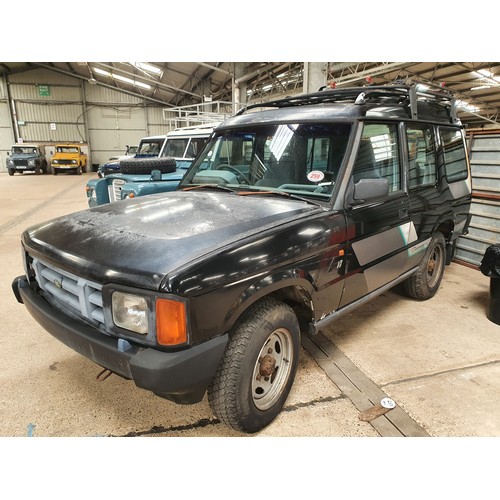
(427, 243, 444, 288)
(251, 328, 294, 411)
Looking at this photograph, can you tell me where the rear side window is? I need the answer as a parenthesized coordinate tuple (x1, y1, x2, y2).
(439, 127, 468, 183)
(407, 124, 437, 189)
(352, 123, 401, 193)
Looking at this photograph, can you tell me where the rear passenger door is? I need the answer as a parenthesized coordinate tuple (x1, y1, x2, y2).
(404, 123, 440, 270)
(340, 122, 412, 307)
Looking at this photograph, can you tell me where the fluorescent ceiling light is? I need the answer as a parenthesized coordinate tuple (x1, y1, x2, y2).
(471, 69, 500, 85)
(91, 67, 151, 90)
(134, 81, 152, 89)
(93, 67, 111, 77)
(130, 62, 162, 75)
(456, 99, 480, 113)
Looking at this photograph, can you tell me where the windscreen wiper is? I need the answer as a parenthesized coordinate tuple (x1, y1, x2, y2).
(237, 189, 325, 208)
(180, 184, 237, 193)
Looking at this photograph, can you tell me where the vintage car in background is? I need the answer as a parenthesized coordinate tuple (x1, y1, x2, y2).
(51, 144, 88, 175)
(108, 144, 139, 162)
(97, 136, 166, 178)
(6, 143, 48, 175)
(86, 123, 217, 206)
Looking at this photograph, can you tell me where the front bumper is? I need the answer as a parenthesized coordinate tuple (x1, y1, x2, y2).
(52, 164, 77, 169)
(12, 276, 228, 404)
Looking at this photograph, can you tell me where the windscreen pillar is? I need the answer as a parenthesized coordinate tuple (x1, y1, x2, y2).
(303, 62, 328, 93)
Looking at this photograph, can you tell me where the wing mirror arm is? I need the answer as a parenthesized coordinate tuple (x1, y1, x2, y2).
(149, 169, 162, 182)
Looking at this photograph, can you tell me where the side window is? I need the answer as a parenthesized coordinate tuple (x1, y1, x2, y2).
(187, 137, 209, 158)
(439, 127, 468, 183)
(407, 124, 437, 189)
(352, 123, 400, 193)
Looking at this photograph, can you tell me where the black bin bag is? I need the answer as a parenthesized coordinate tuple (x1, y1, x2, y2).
(480, 244, 500, 325)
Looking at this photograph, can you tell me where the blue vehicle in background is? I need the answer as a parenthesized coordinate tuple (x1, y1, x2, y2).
(97, 137, 164, 178)
(86, 123, 218, 207)
(97, 144, 139, 177)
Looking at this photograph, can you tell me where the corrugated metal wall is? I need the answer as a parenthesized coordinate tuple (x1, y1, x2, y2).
(0, 68, 175, 172)
(455, 130, 500, 267)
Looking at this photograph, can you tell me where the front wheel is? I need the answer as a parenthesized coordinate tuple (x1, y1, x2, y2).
(208, 297, 300, 433)
(404, 232, 446, 300)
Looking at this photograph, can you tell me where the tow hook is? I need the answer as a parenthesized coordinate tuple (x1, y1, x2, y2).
(96, 368, 113, 381)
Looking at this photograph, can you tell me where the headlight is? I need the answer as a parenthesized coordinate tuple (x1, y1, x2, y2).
(7, 159, 14, 166)
(52, 160, 59, 164)
(28, 159, 35, 166)
(71, 160, 77, 164)
(112, 292, 148, 334)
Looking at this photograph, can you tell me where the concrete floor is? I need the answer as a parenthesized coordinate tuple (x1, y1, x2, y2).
(0, 171, 499, 441)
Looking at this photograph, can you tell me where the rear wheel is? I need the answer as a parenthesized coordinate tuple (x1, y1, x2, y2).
(208, 297, 300, 433)
(404, 232, 446, 300)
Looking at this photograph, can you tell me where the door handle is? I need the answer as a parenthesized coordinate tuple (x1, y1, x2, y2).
(399, 208, 408, 219)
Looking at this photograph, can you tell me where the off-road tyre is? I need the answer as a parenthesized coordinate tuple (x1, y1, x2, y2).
(8, 168, 14, 176)
(404, 232, 446, 300)
(120, 157, 177, 175)
(208, 297, 300, 433)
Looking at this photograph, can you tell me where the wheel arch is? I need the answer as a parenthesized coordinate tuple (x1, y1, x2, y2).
(434, 216, 458, 264)
(222, 271, 316, 335)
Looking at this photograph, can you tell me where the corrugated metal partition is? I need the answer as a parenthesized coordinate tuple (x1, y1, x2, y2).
(455, 129, 500, 267)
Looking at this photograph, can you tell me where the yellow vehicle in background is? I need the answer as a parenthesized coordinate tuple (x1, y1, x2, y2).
(51, 144, 87, 175)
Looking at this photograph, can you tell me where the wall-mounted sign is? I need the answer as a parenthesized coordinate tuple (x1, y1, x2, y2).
(50, 123, 57, 130)
(38, 85, 50, 96)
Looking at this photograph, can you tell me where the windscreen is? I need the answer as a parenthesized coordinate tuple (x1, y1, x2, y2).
(181, 123, 352, 200)
(137, 139, 164, 155)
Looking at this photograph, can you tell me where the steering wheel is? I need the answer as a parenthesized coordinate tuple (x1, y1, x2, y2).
(215, 164, 250, 184)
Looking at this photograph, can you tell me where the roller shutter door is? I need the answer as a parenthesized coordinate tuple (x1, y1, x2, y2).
(455, 130, 500, 267)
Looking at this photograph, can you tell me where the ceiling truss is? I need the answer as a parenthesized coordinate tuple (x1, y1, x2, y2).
(1, 62, 500, 128)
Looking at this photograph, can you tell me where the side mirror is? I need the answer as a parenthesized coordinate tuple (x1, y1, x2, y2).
(353, 177, 389, 202)
(150, 169, 162, 181)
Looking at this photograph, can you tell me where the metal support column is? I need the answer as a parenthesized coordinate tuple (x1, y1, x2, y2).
(232, 63, 248, 113)
(303, 62, 327, 94)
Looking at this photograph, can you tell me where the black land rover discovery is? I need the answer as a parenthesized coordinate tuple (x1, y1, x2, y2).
(12, 84, 472, 433)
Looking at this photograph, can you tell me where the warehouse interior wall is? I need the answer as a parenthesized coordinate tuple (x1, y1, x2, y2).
(0, 68, 171, 172)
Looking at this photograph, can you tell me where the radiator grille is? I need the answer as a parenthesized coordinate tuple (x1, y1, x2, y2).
(109, 179, 125, 202)
(32, 258, 104, 327)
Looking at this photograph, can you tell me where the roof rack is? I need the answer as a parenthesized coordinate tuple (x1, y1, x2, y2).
(236, 84, 459, 124)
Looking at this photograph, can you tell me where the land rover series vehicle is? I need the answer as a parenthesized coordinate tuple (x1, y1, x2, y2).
(6, 144, 48, 175)
(51, 144, 87, 175)
(87, 123, 217, 206)
(12, 84, 472, 433)
(97, 135, 167, 178)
